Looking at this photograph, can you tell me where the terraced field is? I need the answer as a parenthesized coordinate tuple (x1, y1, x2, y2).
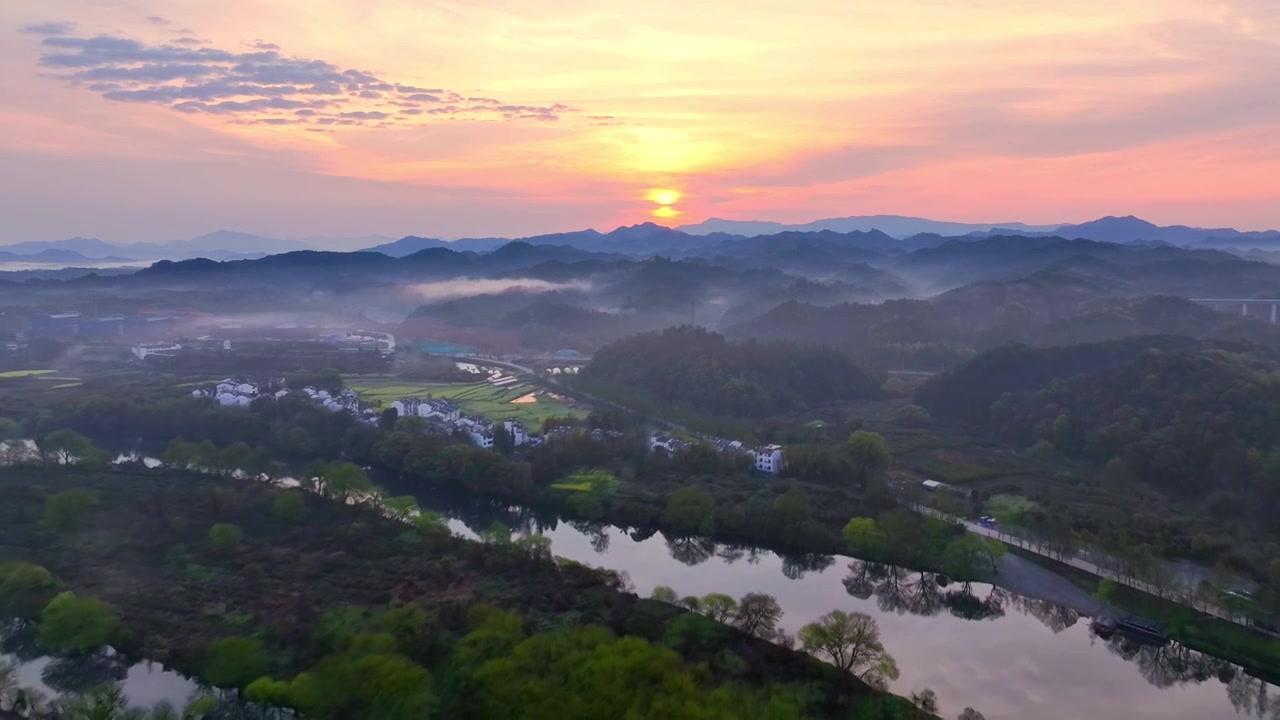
(345, 376, 585, 425)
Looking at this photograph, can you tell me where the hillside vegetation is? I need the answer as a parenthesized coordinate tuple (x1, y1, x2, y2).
(580, 327, 883, 419)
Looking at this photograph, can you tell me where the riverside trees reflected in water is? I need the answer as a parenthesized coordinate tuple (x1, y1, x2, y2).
(416, 490, 1280, 720)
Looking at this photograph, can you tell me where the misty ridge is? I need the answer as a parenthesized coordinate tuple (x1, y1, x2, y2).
(7, 213, 1280, 368)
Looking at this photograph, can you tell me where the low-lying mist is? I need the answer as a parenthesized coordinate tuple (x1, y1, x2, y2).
(403, 277, 593, 303)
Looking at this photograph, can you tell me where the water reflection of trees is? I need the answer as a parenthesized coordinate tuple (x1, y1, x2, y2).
(842, 561, 1002, 620)
(1098, 629, 1280, 718)
(666, 536, 718, 566)
(569, 521, 610, 554)
(780, 553, 835, 580)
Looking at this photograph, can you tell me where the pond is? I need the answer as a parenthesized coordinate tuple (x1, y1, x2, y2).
(412, 491, 1280, 720)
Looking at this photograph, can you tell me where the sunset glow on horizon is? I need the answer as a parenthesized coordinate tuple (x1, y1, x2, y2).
(2, 1, 1278, 243)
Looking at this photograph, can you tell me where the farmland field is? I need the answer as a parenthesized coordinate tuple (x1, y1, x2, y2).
(346, 376, 586, 425)
(0, 368, 55, 378)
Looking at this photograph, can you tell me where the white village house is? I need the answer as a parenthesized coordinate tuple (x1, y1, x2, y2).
(752, 444, 785, 474)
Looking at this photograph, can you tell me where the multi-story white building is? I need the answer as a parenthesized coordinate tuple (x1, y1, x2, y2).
(752, 445, 785, 474)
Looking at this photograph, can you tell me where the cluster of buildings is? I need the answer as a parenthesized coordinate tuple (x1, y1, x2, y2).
(649, 434, 786, 475)
(389, 396, 539, 449)
(193, 377, 367, 418)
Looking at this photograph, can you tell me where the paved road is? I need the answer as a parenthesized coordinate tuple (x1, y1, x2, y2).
(912, 503, 1245, 624)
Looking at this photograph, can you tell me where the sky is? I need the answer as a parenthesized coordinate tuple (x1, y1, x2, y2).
(2, 0, 1279, 245)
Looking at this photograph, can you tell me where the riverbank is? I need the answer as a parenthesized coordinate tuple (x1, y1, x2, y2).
(0, 465, 924, 719)
(1014, 549, 1280, 685)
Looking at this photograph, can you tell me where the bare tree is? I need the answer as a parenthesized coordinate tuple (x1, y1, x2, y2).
(733, 593, 783, 639)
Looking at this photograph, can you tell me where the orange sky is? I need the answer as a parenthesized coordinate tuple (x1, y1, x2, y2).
(2, 0, 1278, 243)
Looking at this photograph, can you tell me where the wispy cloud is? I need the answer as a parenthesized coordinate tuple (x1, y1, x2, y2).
(23, 25, 588, 129)
(20, 22, 75, 36)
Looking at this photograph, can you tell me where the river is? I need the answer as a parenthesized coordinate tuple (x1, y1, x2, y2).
(412, 490, 1280, 720)
(7, 454, 1277, 718)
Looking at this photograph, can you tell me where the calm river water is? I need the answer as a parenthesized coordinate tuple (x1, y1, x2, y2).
(415, 492, 1280, 720)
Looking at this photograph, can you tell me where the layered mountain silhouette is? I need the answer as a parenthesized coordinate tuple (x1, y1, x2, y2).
(6, 215, 1279, 264)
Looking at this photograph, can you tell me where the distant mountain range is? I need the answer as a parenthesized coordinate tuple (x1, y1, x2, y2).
(5, 215, 1280, 265)
(0, 231, 394, 262)
(0, 248, 136, 264)
(677, 215, 1064, 238)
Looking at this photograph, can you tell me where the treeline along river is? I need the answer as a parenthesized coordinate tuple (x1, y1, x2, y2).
(397, 483, 1280, 720)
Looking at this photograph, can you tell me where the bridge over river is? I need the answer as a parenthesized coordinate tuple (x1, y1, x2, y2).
(1191, 298, 1280, 323)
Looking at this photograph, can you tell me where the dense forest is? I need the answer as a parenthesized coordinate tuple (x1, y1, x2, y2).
(989, 347, 1280, 522)
(580, 326, 883, 418)
(914, 336, 1280, 583)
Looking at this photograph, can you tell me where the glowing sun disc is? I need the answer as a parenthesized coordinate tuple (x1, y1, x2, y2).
(647, 189, 681, 205)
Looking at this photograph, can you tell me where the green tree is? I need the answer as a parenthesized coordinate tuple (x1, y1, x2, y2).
(37, 430, 100, 466)
(43, 489, 99, 532)
(772, 487, 812, 528)
(798, 610, 898, 688)
(37, 592, 120, 654)
(194, 439, 220, 471)
(1094, 578, 1117, 605)
(271, 492, 305, 524)
(381, 496, 419, 522)
(207, 523, 243, 556)
(480, 522, 511, 546)
(514, 534, 553, 561)
(979, 537, 1006, 573)
(842, 517, 881, 556)
(650, 586, 679, 604)
(661, 487, 716, 535)
(201, 636, 269, 689)
(698, 593, 738, 623)
(0, 417, 20, 440)
(491, 421, 515, 455)
(245, 676, 292, 706)
(469, 624, 799, 720)
(414, 512, 449, 541)
(162, 438, 196, 469)
(220, 441, 253, 477)
(941, 534, 986, 579)
(0, 562, 59, 619)
(732, 593, 783, 640)
(844, 431, 890, 483)
(322, 462, 373, 503)
(289, 642, 435, 719)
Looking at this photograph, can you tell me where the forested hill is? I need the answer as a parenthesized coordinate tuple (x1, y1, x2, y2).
(580, 327, 882, 418)
(919, 338, 1280, 529)
(913, 335, 1205, 423)
(727, 269, 1280, 373)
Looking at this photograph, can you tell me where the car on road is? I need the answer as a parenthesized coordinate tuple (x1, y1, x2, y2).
(978, 516, 998, 528)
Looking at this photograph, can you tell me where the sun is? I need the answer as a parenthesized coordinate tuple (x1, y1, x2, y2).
(646, 188, 682, 205)
(652, 206, 681, 218)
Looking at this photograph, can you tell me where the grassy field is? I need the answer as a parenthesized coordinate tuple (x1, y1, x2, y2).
(0, 369, 55, 378)
(986, 493, 1040, 520)
(346, 376, 586, 425)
